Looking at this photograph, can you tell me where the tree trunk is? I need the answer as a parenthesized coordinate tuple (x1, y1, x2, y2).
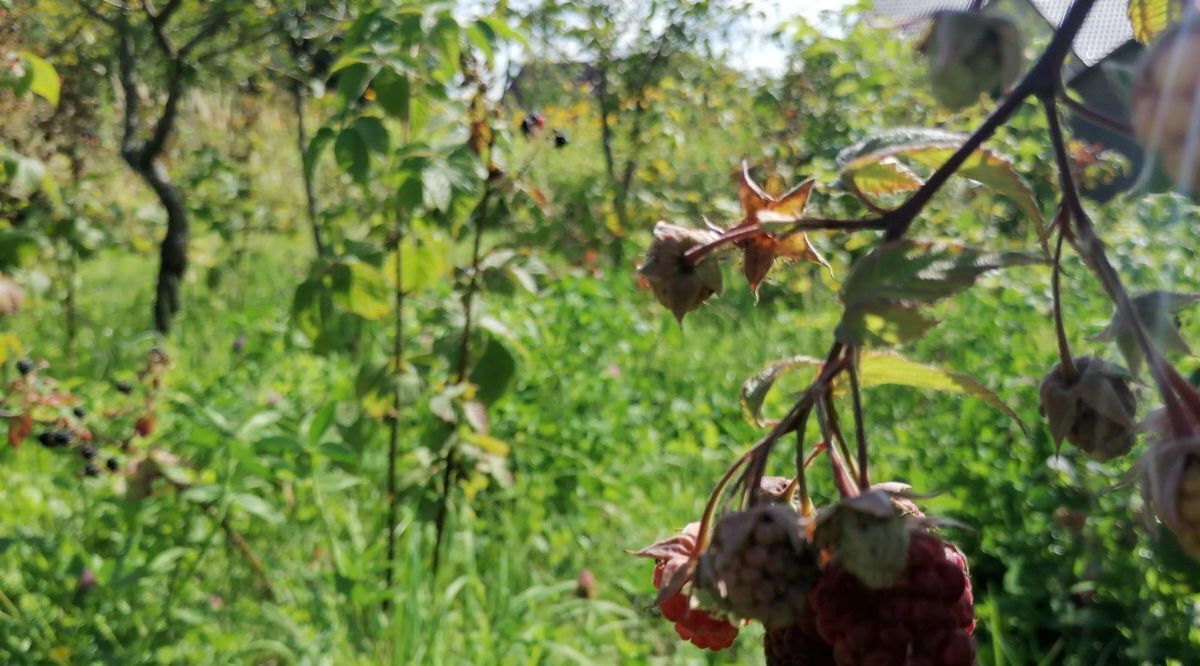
(140, 161, 188, 334)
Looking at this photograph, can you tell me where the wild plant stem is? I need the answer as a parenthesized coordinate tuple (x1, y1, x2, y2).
(431, 187, 494, 575)
(737, 0, 1103, 508)
(847, 347, 869, 490)
(384, 215, 403, 609)
(1041, 93, 1194, 437)
(1058, 92, 1134, 136)
(1050, 227, 1078, 382)
(384, 112, 412, 608)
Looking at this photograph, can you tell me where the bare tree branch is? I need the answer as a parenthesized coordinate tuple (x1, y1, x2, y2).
(179, 9, 237, 59)
(142, 0, 177, 57)
(72, 0, 116, 27)
(196, 26, 274, 64)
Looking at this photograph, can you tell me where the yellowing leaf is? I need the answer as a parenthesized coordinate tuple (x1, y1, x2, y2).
(1127, 0, 1184, 43)
(383, 231, 449, 293)
(837, 128, 1048, 250)
(843, 158, 923, 198)
(18, 52, 59, 107)
(460, 431, 509, 457)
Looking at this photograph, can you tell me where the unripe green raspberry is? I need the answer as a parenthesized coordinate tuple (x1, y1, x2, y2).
(919, 11, 1023, 110)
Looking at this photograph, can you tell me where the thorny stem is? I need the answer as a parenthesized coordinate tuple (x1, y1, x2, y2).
(847, 347, 869, 490)
(385, 112, 411, 607)
(1041, 92, 1195, 438)
(1050, 225, 1078, 382)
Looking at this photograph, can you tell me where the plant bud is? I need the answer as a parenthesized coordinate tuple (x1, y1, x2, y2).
(1131, 17, 1200, 193)
(637, 222, 723, 323)
(919, 11, 1023, 110)
(1038, 357, 1137, 461)
(812, 491, 910, 589)
(1142, 437, 1200, 559)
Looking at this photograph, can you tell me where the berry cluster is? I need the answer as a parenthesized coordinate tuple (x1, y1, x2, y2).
(637, 489, 975, 665)
(5, 350, 168, 478)
(809, 533, 975, 666)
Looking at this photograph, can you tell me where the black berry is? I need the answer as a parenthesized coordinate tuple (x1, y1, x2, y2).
(115, 380, 133, 394)
(38, 431, 55, 447)
(554, 130, 569, 148)
(106, 458, 119, 472)
(73, 406, 86, 418)
(81, 445, 97, 460)
(83, 465, 99, 477)
(16, 359, 33, 375)
(52, 430, 72, 446)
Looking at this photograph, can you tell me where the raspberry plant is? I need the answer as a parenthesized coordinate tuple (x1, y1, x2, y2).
(633, 1, 1200, 662)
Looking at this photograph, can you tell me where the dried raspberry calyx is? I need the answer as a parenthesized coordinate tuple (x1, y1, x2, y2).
(1141, 437, 1200, 559)
(1038, 356, 1137, 461)
(637, 222, 723, 324)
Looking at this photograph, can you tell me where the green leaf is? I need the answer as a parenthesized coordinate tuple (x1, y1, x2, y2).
(854, 351, 1026, 432)
(422, 161, 453, 212)
(232, 492, 283, 525)
(466, 22, 496, 64)
(17, 52, 59, 106)
(739, 355, 824, 426)
(1127, 0, 1182, 43)
(837, 128, 1046, 243)
(336, 62, 376, 104)
(352, 116, 389, 154)
(738, 350, 1024, 431)
(304, 402, 337, 449)
(843, 157, 923, 198)
(331, 261, 390, 321)
(460, 431, 509, 457)
(836, 240, 1042, 346)
(383, 226, 449, 293)
(334, 127, 370, 183)
(306, 127, 336, 180)
(374, 69, 411, 119)
(469, 334, 517, 404)
(477, 16, 525, 45)
(147, 547, 187, 574)
(291, 278, 327, 341)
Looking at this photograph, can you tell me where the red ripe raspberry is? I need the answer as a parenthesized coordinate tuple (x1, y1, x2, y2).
(809, 533, 974, 666)
(651, 558, 739, 651)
